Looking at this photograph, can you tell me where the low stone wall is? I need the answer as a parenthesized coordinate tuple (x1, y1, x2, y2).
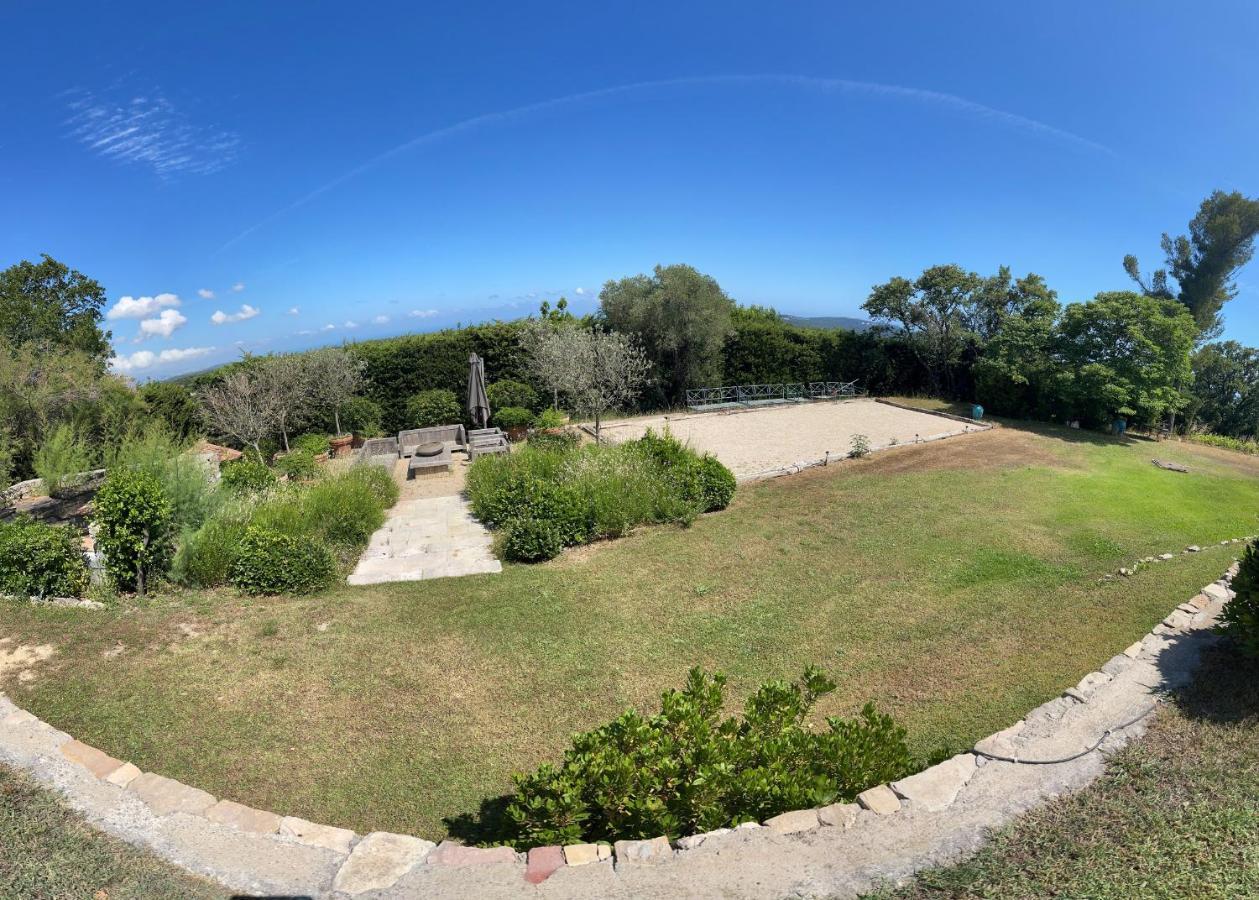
(0, 557, 1242, 898)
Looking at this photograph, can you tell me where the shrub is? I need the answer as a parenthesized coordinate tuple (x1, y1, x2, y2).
(92, 469, 174, 595)
(105, 425, 220, 531)
(220, 458, 277, 494)
(275, 448, 319, 481)
(487, 380, 540, 413)
(0, 517, 88, 598)
(535, 408, 566, 430)
(230, 526, 336, 595)
(292, 433, 331, 456)
(304, 466, 396, 548)
(33, 423, 94, 498)
(849, 433, 871, 458)
(1188, 433, 1259, 456)
(340, 396, 383, 437)
(499, 667, 914, 849)
(1220, 541, 1259, 657)
(494, 406, 535, 429)
(528, 429, 580, 453)
(172, 510, 249, 588)
(689, 454, 737, 511)
(406, 389, 462, 428)
(502, 517, 566, 562)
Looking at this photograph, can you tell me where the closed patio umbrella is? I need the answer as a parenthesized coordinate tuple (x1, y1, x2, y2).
(467, 352, 490, 429)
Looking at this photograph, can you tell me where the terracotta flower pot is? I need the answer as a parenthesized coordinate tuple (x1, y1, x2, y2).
(506, 425, 528, 442)
(329, 434, 354, 458)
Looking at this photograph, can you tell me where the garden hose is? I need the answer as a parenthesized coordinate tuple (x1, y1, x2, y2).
(972, 705, 1157, 766)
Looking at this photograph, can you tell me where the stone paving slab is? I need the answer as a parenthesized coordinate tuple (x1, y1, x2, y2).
(349, 495, 502, 585)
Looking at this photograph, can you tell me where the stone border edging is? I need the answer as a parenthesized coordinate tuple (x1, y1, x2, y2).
(0, 555, 1242, 898)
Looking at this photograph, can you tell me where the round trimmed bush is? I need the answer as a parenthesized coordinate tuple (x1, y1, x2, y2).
(503, 517, 565, 562)
(487, 380, 540, 413)
(221, 458, 277, 494)
(494, 406, 535, 429)
(340, 396, 383, 437)
(406, 389, 462, 428)
(93, 469, 174, 595)
(0, 516, 89, 598)
(230, 526, 336, 595)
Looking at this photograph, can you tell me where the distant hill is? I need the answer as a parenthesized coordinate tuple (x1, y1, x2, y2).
(781, 314, 875, 332)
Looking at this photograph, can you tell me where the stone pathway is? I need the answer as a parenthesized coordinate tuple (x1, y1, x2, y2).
(347, 494, 501, 585)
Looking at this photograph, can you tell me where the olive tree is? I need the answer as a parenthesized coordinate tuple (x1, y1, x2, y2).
(304, 347, 365, 436)
(526, 326, 649, 440)
(197, 368, 284, 460)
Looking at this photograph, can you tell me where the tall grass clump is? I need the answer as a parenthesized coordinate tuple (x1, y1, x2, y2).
(33, 423, 95, 498)
(466, 429, 735, 562)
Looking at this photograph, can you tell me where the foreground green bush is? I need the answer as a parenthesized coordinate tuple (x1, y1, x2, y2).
(275, 448, 318, 481)
(305, 465, 398, 548)
(1220, 541, 1259, 657)
(500, 667, 913, 848)
(467, 430, 736, 562)
(171, 506, 251, 588)
(93, 469, 174, 595)
(104, 425, 219, 530)
(493, 406, 535, 429)
(0, 517, 88, 598)
(230, 526, 336, 595)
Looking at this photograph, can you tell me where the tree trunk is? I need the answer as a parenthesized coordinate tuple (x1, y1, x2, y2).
(281, 423, 290, 453)
(334, 407, 342, 436)
(137, 528, 149, 597)
(595, 409, 601, 443)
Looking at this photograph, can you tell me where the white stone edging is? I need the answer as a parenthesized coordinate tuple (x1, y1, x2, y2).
(0, 558, 1243, 898)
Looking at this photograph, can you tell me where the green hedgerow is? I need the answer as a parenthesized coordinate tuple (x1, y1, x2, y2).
(230, 526, 336, 595)
(92, 469, 174, 595)
(406, 389, 462, 428)
(1219, 541, 1259, 657)
(220, 457, 277, 494)
(0, 516, 89, 598)
(497, 666, 914, 849)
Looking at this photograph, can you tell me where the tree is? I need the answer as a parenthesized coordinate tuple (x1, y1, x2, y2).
(0, 255, 112, 362)
(973, 278, 1062, 418)
(139, 381, 203, 441)
(303, 347, 365, 436)
(1124, 190, 1259, 337)
(1054, 292, 1195, 428)
(863, 264, 984, 397)
(1186, 342, 1259, 436)
(599, 265, 735, 405)
(520, 317, 575, 410)
(525, 326, 650, 440)
(197, 368, 284, 460)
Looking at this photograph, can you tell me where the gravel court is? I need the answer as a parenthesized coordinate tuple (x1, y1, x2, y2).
(598, 399, 983, 479)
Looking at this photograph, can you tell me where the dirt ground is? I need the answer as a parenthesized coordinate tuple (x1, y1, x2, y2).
(597, 398, 983, 478)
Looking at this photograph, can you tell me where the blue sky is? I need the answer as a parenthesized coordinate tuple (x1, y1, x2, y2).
(3, 2, 1257, 378)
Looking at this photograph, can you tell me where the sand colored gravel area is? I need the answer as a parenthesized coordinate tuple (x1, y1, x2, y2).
(598, 398, 982, 478)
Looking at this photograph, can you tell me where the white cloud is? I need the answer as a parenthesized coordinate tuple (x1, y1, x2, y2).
(287, 306, 300, 316)
(372, 314, 390, 325)
(344, 320, 359, 329)
(407, 308, 438, 319)
(232, 282, 245, 293)
(137, 308, 187, 340)
(106, 292, 181, 320)
(109, 346, 213, 374)
(574, 287, 585, 295)
(64, 89, 240, 178)
(197, 288, 215, 300)
(210, 304, 260, 325)
(321, 323, 336, 332)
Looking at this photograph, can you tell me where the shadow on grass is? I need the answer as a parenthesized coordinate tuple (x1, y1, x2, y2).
(1169, 639, 1259, 727)
(443, 793, 515, 847)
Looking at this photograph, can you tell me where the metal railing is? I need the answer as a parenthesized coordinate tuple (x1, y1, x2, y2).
(686, 381, 860, 410)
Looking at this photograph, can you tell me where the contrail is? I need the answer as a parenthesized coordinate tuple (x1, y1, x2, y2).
(216, 74, 1113, 253)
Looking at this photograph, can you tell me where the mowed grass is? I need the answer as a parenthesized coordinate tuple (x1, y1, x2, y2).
(1, 423, 1257, 841)
(877, 645, 1259, 899)
(0, 764, 224, 899)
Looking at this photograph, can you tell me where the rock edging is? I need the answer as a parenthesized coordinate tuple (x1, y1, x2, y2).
(0, 561, 1242, 898)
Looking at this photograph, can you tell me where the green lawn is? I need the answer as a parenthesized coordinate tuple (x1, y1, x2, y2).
(1, 422, 1256, 842)
(877, 644, 1259, 899)
(0, 763, 224, 899)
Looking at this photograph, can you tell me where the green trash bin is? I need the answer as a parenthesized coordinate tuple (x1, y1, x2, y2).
(971, 404, 984, 420)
